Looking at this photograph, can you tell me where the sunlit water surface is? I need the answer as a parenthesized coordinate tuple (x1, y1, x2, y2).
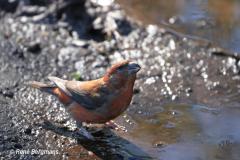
(127, 104, 240, 160)
(118, 0, 240, 53)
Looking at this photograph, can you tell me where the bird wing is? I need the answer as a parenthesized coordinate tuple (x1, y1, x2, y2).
(48, 76, 110, 110)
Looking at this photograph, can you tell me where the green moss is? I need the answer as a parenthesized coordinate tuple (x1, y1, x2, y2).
(71, 72, 83, 81)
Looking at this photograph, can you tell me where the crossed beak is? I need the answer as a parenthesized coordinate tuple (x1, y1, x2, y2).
(128, 63, 141, 74)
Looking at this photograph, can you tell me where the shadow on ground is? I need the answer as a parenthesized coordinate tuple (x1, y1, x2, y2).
(42, 120, 152, 159)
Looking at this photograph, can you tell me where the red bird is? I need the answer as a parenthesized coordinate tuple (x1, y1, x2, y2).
(29, 60, 141, 139)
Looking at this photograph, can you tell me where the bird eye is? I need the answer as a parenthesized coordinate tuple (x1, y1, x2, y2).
(117, 65, 126, 70)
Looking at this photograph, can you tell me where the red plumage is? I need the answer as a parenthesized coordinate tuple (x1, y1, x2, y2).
(29, 60, 141, 124)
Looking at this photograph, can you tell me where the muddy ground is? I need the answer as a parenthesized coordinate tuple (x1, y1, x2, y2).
(0, 0, 240, 160)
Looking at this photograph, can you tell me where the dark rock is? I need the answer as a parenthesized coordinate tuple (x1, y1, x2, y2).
(210, 47, 240, 60)
(0, 0, 19, 13)
(133, 88, 140, 94)
(27, 42, 41, 54)
(186, 87, 193, 93)
(12, 47, 24, 59)
(10, 137, 18, 143)
(28, 0, 51, 6)
(24, 128, 32, 135)
(14, 143, 22, 149)
(154, 141, 165, 148)
(2, 90, 14, 98)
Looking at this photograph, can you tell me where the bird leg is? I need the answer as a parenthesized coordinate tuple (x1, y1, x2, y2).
(105, 120, 127, 132)
(76, 122, 95, 140)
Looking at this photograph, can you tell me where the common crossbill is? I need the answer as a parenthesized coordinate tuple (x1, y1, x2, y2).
(29, 60, 141, 139)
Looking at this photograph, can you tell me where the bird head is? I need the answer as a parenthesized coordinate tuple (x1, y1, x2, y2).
(104, 60, 141, 88)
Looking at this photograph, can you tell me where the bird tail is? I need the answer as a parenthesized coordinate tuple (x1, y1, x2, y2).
(28, 81, 56, 94)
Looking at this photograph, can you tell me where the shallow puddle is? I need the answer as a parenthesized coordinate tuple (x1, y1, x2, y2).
(127, 104, 240, 160)
(118, 0, 240, 53)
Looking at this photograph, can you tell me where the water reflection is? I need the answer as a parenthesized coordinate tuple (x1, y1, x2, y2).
(118, 0, 240, 53)
(128, 104, 240, 160)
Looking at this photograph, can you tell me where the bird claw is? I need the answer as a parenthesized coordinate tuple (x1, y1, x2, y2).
(75, 127, 95, 140)
(105, 120, 127, 132)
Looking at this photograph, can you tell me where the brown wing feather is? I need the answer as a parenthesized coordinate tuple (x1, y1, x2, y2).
(48, 76, 111, 110)
(65, 79, 111, 110)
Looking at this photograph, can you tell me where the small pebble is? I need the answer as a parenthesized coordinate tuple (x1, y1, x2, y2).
(88, 151, 94, 156)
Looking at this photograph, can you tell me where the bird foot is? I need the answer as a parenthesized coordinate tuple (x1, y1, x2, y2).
(105, 120, 127, 132)
(75, 127, 95, 140)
